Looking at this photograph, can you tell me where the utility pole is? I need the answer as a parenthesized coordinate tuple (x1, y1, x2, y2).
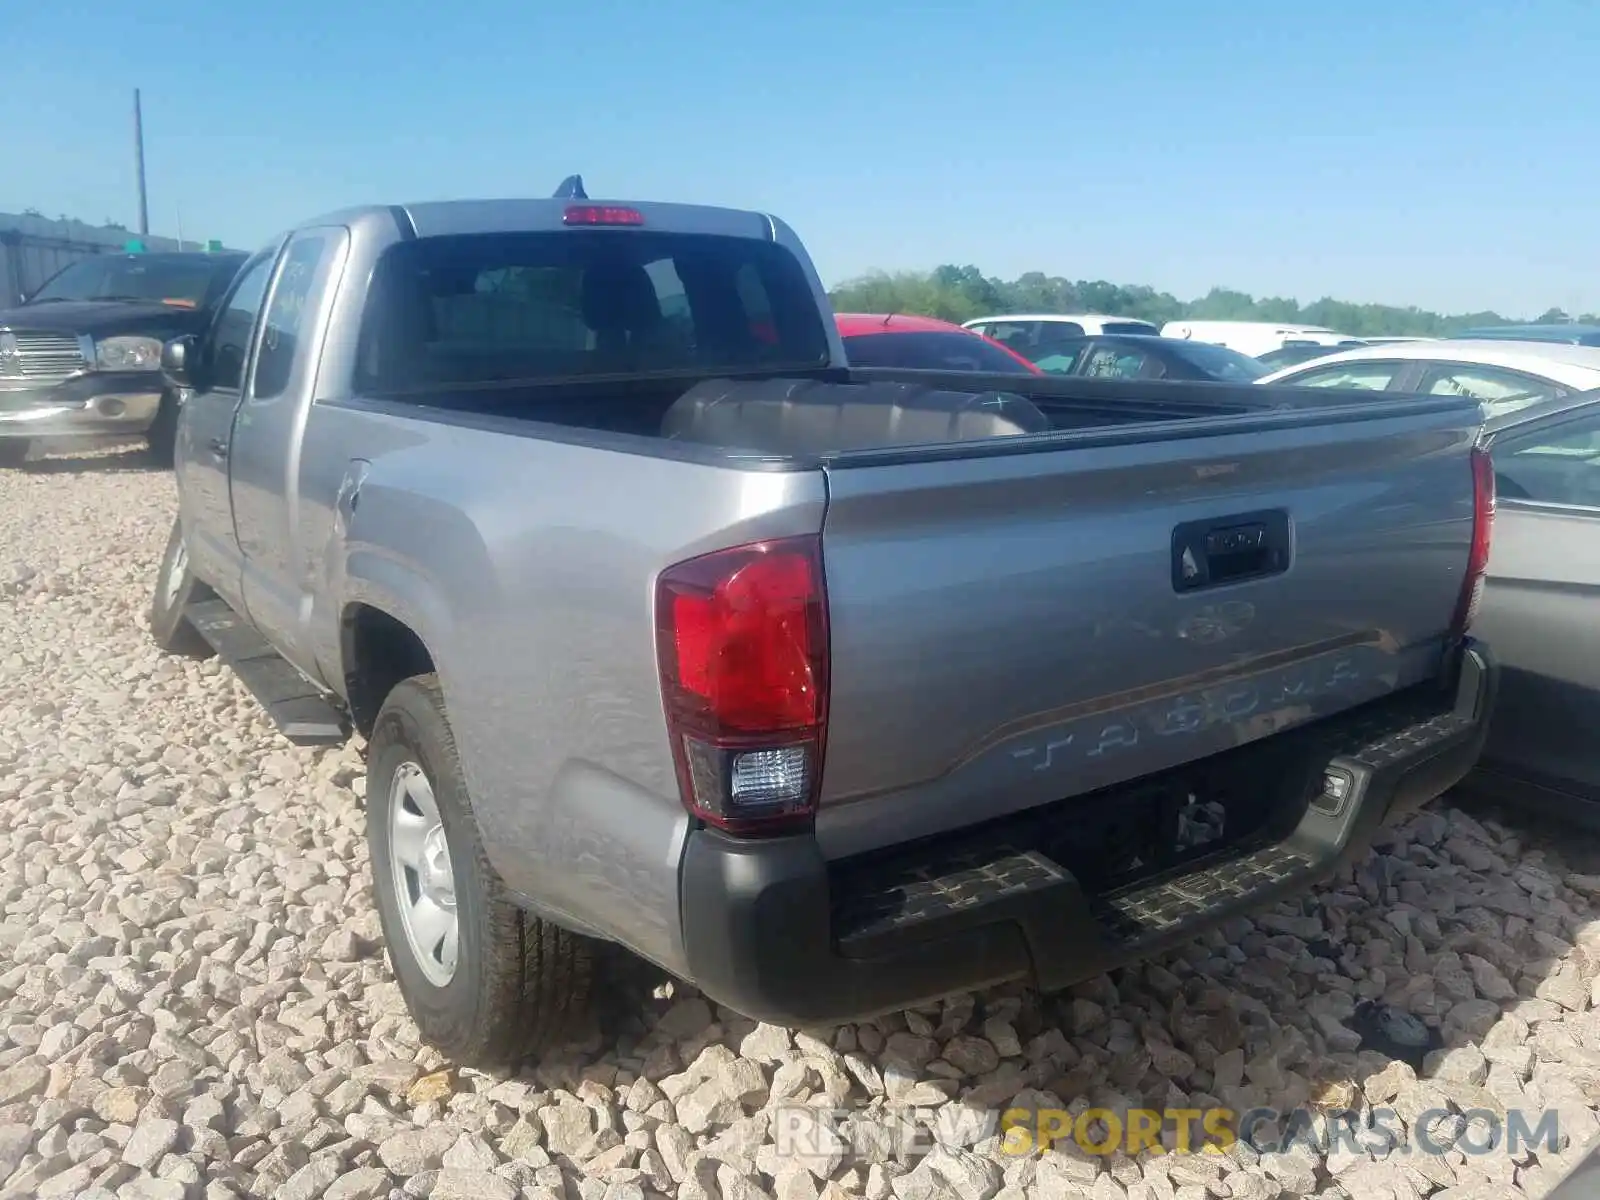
(133, 88, 149, 237)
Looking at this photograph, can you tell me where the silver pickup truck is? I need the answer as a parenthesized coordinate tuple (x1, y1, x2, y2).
(148, 184, 1499, 1069)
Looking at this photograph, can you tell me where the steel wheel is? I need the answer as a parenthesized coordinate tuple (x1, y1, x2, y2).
(388, 760, 459, 986)
(149, 516, 214, 659)
(366, 673, 595, 1066)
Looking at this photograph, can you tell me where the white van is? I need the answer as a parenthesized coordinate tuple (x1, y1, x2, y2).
(1160, 320, 1362, 358)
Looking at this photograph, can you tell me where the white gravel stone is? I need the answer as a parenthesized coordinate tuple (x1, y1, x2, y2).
(377, 1126, 458, 1174)
(120, 1118, 179, 1171)
(431, 1167, 520, 1199)
(323, 1167, 394, 1200)
(115, 1179, 189, 1200)
(5, 454, 1600, 1200)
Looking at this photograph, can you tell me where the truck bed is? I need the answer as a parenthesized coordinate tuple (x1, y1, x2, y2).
(338, 365, 1414, 462)
(305, 370, 1483, 949)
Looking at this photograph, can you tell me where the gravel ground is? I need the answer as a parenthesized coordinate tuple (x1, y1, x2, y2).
(5, 446, 1600, 1200)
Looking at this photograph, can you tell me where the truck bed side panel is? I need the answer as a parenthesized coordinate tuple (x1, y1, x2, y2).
(305, 402, 827, 972)
(815, 403, 1479, 859)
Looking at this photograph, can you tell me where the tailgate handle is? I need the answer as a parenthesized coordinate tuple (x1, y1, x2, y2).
(1172, 509, 1291, 592)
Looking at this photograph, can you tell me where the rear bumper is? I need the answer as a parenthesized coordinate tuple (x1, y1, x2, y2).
(0, 372, 165, 439)
(680, 639, 1496, 1026)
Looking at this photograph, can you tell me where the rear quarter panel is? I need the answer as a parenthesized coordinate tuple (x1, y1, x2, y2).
(311, 403, 827, 972)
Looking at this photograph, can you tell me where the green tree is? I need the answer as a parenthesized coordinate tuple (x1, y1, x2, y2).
(826, 264, 1572, 338)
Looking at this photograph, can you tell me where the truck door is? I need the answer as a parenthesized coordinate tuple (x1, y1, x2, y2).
(176, 243, 282, 615)
(227, 226, 350, 684)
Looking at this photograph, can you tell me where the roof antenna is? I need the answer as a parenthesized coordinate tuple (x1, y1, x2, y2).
(553, 175, 588, 200)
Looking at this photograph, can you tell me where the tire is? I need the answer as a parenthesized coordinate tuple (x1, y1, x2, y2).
(0, 441, 29, 468)
(146, 392, 180, 469)
(149, 517, 215, 658)
(367, 673, 594, 1068)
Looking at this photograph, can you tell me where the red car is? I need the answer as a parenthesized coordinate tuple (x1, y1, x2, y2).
(834, 312, 1043, 375)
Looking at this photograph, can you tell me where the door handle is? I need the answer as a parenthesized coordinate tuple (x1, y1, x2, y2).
(208, 438, 229, 460)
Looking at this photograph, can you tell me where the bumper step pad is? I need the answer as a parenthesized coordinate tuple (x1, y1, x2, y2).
(835, 847, 1068, 951)
(828, 662, 1492, 965)
(834, 832, 1321, 958)
(1092, 841, 1318, 944)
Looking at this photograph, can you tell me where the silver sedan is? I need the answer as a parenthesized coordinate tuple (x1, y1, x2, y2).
(1468, 389, 1600, 820)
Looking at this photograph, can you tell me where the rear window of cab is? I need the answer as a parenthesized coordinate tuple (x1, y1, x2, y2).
(355, 231, 832, 390)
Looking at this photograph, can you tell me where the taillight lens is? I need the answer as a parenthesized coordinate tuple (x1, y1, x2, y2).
(656, 536, 829, 834)
(1451, 446, 1495, 639)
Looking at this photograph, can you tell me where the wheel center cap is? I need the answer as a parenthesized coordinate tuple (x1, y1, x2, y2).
(419, 827, 455, 907)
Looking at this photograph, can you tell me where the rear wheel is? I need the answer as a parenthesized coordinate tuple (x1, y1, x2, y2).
(149, 517, 215, 658)
(367, 674, 595, 1067)
(0, 441, 29, 468)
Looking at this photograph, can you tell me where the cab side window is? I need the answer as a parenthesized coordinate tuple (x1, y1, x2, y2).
(981, 322, 1036, 352)
(252, 233, 339, 401)
(202, 253, 277, 391)
(1041, 321, 1085, 340)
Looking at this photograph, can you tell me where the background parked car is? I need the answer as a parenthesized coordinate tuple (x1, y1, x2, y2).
(1255, 341, 1371, 370)
(1453, 323, 1600, 347)
(962, 313, 1160, 354)
(1255, 339, 1600, 416)
(1160, 320, 1363, 357)
(1466, 389, 1600, 824)
(1022, 333, 1268, 383)
(835, 312, 1041, 373)
(0, 249, 248, 467)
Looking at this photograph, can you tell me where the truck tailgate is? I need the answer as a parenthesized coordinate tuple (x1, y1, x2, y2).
(814, 398, 1480, 858)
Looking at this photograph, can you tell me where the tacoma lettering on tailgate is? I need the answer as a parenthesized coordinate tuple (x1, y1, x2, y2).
(1009, 652, 1370, 775)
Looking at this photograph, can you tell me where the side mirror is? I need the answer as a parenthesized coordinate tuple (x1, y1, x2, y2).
(161, 335, 198, 391)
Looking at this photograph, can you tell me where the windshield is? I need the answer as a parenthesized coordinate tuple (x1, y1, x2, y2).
(842, 331, 1036, 374)
(29, 254, 243, 308)
(1102, 321, 1158, 336)
(1165, 340, 1269, 382)
(356, 231, 831, 389)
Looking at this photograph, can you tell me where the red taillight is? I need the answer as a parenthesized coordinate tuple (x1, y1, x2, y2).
(656, 537, 829, 834)
(563, 204, 645, 226)
(1451, 446, 1495, 639)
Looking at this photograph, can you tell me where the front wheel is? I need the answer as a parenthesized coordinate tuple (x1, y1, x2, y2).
(149, 517, 215, 658)
(367, 674, 595, 1068)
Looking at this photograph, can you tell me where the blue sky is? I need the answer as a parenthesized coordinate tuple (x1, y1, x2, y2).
(6, 0, 1596, 316)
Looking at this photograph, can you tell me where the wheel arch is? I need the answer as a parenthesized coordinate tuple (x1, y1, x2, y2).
(341, 602, 438, 738)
